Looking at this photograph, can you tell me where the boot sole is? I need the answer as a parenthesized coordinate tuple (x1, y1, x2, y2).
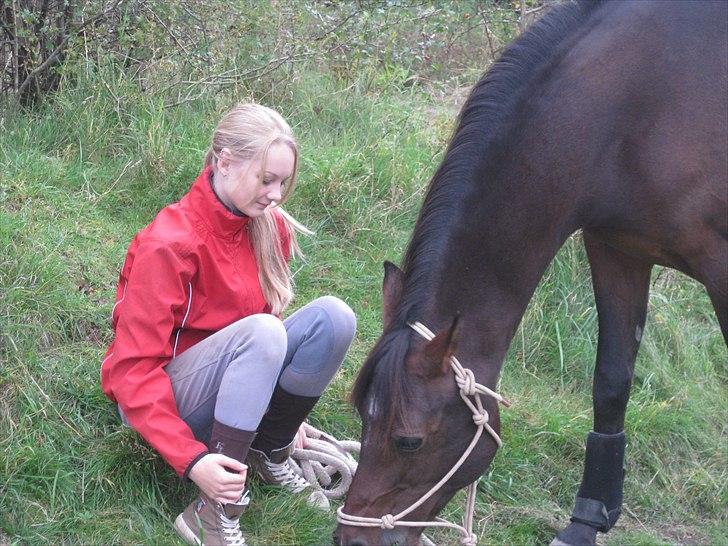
(174, 513, 203, 546)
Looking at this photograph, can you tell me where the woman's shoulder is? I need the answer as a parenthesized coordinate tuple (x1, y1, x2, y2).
(135, 203, 202, 259)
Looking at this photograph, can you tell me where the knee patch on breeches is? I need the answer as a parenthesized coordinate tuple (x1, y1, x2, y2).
(279, 298, 355, 397)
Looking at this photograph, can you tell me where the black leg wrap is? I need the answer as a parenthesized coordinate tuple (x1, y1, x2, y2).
(570, 431, 626, 532)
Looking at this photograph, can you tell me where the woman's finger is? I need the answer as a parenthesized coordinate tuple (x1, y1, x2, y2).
(219, 483, 245, 494)
(218, 470, 247, 486)
(219, 491, 244, 502)
(218, 490, 244, 503)
(217, 455, 247, 473)
(212, 483, 241, 496)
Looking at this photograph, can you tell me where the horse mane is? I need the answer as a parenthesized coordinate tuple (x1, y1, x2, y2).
(351, 0, 608, 439)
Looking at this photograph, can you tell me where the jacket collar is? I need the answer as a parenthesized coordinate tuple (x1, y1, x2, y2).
(186, 166, 250, 238)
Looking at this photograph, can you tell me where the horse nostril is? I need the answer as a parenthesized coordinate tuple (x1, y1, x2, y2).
(332, 529, 368, 546)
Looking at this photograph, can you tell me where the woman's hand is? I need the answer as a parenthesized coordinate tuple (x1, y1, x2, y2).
(293, 424, 308, 450)
(188, 453, 247, 504)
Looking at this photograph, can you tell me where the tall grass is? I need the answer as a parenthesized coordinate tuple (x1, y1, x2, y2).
(1, 3, 726, 545)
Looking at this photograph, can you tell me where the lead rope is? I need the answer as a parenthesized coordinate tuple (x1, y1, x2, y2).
(337, 321, 511, 546)
(289, 422, 360, 500)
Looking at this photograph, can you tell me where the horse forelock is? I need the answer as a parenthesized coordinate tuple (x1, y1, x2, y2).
(352, 328, 416, 452)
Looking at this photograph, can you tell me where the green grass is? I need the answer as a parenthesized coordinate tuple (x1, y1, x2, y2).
(1, 3, 726, 545)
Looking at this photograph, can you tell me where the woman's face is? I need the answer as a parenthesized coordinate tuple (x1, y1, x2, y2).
(216, 142, 295, 217)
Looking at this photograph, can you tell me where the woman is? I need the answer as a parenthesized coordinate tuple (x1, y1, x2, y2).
(100, 103, 356, 545)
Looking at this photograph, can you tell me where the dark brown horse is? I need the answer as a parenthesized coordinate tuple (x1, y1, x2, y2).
(335, 1, 727, 545)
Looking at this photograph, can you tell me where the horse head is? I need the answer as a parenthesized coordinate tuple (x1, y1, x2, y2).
(335, 262, 503, 546)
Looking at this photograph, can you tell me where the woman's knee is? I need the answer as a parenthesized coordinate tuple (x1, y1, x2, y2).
(311, 296, 357, 344)
(232, 313, 288, 367)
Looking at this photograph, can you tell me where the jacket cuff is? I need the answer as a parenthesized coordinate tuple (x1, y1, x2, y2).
(182, 450, 209, 481)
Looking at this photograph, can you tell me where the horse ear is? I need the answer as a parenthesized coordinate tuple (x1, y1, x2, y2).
(415, 316, 461, 377)
(382, 261, 403, 330)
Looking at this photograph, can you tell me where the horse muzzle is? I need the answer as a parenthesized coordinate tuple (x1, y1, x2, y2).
(333, 525, 416, 546)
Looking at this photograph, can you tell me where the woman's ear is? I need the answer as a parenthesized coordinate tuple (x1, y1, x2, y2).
(217, 147, 232, 176)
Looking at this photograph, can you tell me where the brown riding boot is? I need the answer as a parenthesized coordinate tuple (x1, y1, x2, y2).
(174, 420, 256, 545)
(174, 490, 250, 546)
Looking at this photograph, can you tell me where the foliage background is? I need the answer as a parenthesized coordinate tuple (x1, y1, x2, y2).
(1, 1, 726, 544)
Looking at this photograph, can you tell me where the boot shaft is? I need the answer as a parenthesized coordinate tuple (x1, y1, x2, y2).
(209, 420, 257, 464)
(252, 384, 319, 456)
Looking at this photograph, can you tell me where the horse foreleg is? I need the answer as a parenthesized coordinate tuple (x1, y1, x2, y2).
(552, 232, 652, 546)
(704, 267, 728, 345)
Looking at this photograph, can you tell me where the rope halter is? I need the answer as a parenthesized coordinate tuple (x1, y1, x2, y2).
(337, 321, 511, 546)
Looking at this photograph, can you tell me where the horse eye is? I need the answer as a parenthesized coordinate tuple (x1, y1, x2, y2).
(394, 436, 423, 453)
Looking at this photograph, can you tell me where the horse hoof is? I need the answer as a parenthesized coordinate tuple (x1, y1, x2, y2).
(551, 522, 597, 546)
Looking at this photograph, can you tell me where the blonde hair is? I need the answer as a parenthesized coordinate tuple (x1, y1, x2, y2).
(205, 103, 311, 315)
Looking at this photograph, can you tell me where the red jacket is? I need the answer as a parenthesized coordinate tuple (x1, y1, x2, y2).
(101, 167, 290, 476)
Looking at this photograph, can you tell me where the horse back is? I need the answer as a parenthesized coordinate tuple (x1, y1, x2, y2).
(537, 0, 727, 278)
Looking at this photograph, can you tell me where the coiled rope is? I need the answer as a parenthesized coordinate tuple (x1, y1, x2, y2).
(289, 422, 360, 500)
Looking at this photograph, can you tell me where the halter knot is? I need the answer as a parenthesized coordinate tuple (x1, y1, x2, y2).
(456, 368, 477, 396)
(381, 514, 396, 529)
(461, 532, 478, 546)
(472, 410, 489, 427)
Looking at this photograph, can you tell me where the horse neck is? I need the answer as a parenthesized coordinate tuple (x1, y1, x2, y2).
(412, 144, 583, 385)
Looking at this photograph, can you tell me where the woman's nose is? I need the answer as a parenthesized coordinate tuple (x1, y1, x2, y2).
(267, 182, 282, 202)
